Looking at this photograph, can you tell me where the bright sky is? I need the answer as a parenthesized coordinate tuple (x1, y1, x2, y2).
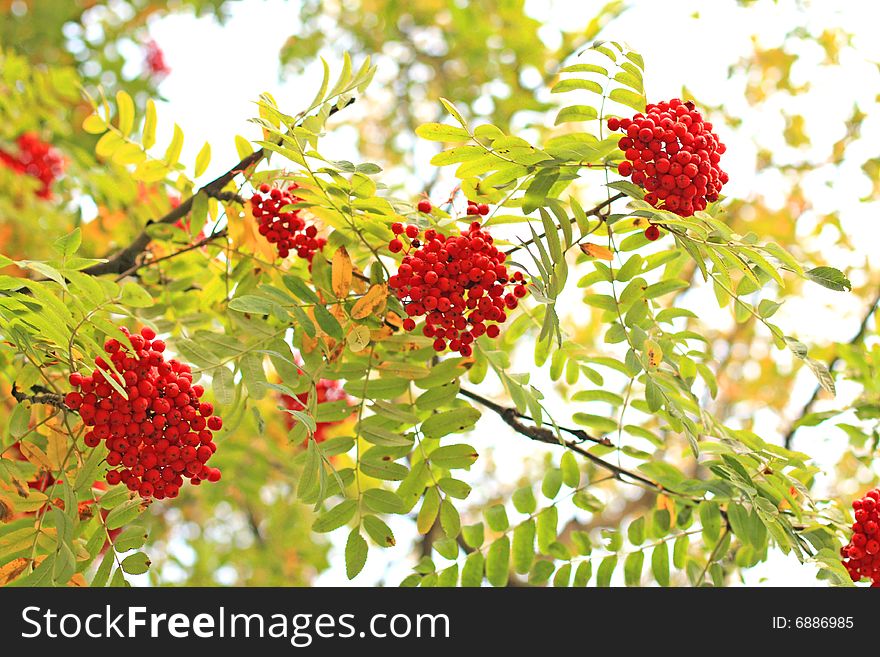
(121, 0, 880, 586)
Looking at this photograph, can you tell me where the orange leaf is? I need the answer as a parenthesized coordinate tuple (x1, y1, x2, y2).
(351, 284, 388, 319)
(0, 557, 30, 586)
(579, 243, 614, 260)
(331, 246, 353, 298)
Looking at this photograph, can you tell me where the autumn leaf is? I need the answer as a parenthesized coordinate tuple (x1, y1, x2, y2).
(18, 441, 52, 471)
(332, 246, 353, 298)
(350, 284, 388, 319)
(0, 557, 30, 586)
(644, 338, 663, 369)
(579, 243, 614, 260)
(229, 200, 277, 262)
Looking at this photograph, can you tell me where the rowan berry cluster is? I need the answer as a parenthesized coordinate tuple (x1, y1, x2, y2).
(387, 219, 526, 355)
(251, 183, 326, 261)
(281, 377, 351, 443)
(841, 488, 880, 586)
(0, 133, 64, 199)
(607, 99, 728, 218)
(64, 326, 222, 500)
(145, 40, 171, 77)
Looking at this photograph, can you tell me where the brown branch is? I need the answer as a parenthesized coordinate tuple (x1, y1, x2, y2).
(82, 99, 355, 278)
(11, 383, 68, 410)
(783, 285, 880, 448)
(503, 191, 625, 256)
(458, 386, 674, 494)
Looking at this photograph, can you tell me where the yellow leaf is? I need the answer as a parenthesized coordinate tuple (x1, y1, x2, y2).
(116, 90, 135, 137)
(229, 201, 277, 262)
(370, 326, 394, 342)
(350, 284, 388, 319)
(644, 338, 662, 369)
(82, 114, 107, 135)
(18, 442, 52, 471)
(194, 141, 211, 177)
(579, 243, 614, 260)
(331, 246, 353, 298)
(46, 432, 68, 471)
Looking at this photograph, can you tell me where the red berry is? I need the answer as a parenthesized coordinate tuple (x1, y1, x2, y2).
(405, 225, 419, 239)
(417, 199, 432, 213)
(389, 239, 404, 253)
(645, 225, 661, 241)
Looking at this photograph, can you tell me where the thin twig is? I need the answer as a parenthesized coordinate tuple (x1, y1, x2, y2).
(783, 286, 880, 448)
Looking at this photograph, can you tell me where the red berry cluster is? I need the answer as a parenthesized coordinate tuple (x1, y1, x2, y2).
(281, 377, 351, 443)
(145, 40, 171, 77)
(387, 220, 526, 355)
(64, 326, 223, 500)
(0, 133, 64, 199)
(607, 99, 728, 217)
(251, 183, 326, 261)
(841, 488, 880, 586)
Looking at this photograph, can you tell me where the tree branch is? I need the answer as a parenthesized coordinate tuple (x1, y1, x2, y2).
(82, 99, 355, 278)
(458, 386, 673, 494)
(503, 192, 625, 256)
(11, 383, 67, 410)
(783, 285, 880, 448)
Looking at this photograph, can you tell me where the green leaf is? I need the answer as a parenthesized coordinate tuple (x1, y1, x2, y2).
(421, 407, 480, 439)
(628, 517, 645, 546)
(541, 468, 563, 499)
(652, 542, 670, 586)
(312, 499, 357, 533)
(362, 488, 404, 514)
(512, 520, 536, 574)
(313, 304, 344, 340)
(561, 452, 580, 488)
(53, 228, 81, 257)
(439, 498, 461, 538)
(439, 97, 468, 128)
(120, 552, 151, 576)
(345, 529, 368, 579)
(536, 507, 558, 554)
(609, 88, 646, 112)
(512, 486, 537, 514)
(805, 266, 851, 291)
(573, 560, 592, 587)
(429, 444, 479, 469)
(415, 123, 471, 142)
(597, 555, 617, 587)
(486, 537, 510, 587)
(417, 487, 441, 534)
(624, 551, 644, 586)
(555, 105, 599, 124)
(484, 504, 509, 532)
(8, 404, 31, 438)
(363, 515, 395, 548)
(461, 551, 484, 587)
(104, 498, 143, 530)
(551, 78, 603, 94)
